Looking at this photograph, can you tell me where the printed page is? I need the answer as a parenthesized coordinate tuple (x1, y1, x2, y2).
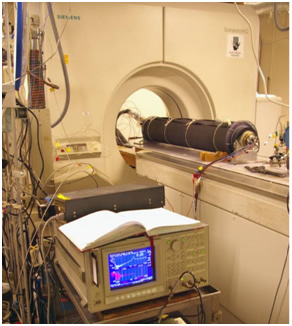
(58, 210, 144, 251)
(118, 208, 199, 235)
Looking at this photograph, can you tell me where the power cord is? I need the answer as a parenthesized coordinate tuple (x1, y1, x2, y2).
(40, 213, 65, 324)
(268, 244, 289, 323)
(193, 143, 255, 213)
(274, 3, 289, 32)
(157, 271, 205, 324)
(234, 2, 289, 108)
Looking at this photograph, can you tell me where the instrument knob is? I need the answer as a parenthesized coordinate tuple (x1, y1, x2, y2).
(171, 240, 180, 251)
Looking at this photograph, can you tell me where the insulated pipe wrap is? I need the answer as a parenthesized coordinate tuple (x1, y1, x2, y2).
(165, 118, 191, 146)
(142, 117, 258, 153)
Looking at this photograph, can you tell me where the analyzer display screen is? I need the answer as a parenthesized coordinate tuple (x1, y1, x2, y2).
(108, 246, 154, 290)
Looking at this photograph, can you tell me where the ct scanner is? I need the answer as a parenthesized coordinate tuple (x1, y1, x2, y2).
(25, 2, 288, 324)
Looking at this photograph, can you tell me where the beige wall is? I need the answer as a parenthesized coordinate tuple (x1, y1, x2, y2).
(258, 9, 289, 118)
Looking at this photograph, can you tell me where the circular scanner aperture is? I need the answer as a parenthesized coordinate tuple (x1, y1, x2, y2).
(104, 63, 214, 183)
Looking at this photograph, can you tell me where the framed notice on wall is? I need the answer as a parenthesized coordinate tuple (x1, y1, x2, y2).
(227, 34, 244, 58)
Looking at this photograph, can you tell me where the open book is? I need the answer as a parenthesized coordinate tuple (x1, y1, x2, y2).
(58, 208, 200, 252)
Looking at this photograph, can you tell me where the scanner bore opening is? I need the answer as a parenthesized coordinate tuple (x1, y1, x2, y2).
(105, 64, 214, 183)
(116, 88, 176, 167)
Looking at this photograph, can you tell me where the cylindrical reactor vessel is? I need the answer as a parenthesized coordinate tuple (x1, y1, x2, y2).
(142, 117, 258, 153)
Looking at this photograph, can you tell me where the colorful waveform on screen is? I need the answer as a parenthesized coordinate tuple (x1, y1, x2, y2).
(108, 247, 154, 289)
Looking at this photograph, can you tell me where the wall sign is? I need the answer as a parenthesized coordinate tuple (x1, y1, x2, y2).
(227, 34, 244, 58)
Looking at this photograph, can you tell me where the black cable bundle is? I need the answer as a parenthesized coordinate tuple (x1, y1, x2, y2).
(142, 117, 258, 154)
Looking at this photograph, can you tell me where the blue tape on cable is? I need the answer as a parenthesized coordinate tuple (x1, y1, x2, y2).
(283, 126, 289, 149)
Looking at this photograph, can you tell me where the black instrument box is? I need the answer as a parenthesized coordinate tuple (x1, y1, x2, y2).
(53, 182, 165, 222)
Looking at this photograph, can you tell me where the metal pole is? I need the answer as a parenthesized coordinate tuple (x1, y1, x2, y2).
(11, 105, 32, 323)
(3, 3, 13, 82)
(11, 211, 25, 322)
(17, 208, 32, 324)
